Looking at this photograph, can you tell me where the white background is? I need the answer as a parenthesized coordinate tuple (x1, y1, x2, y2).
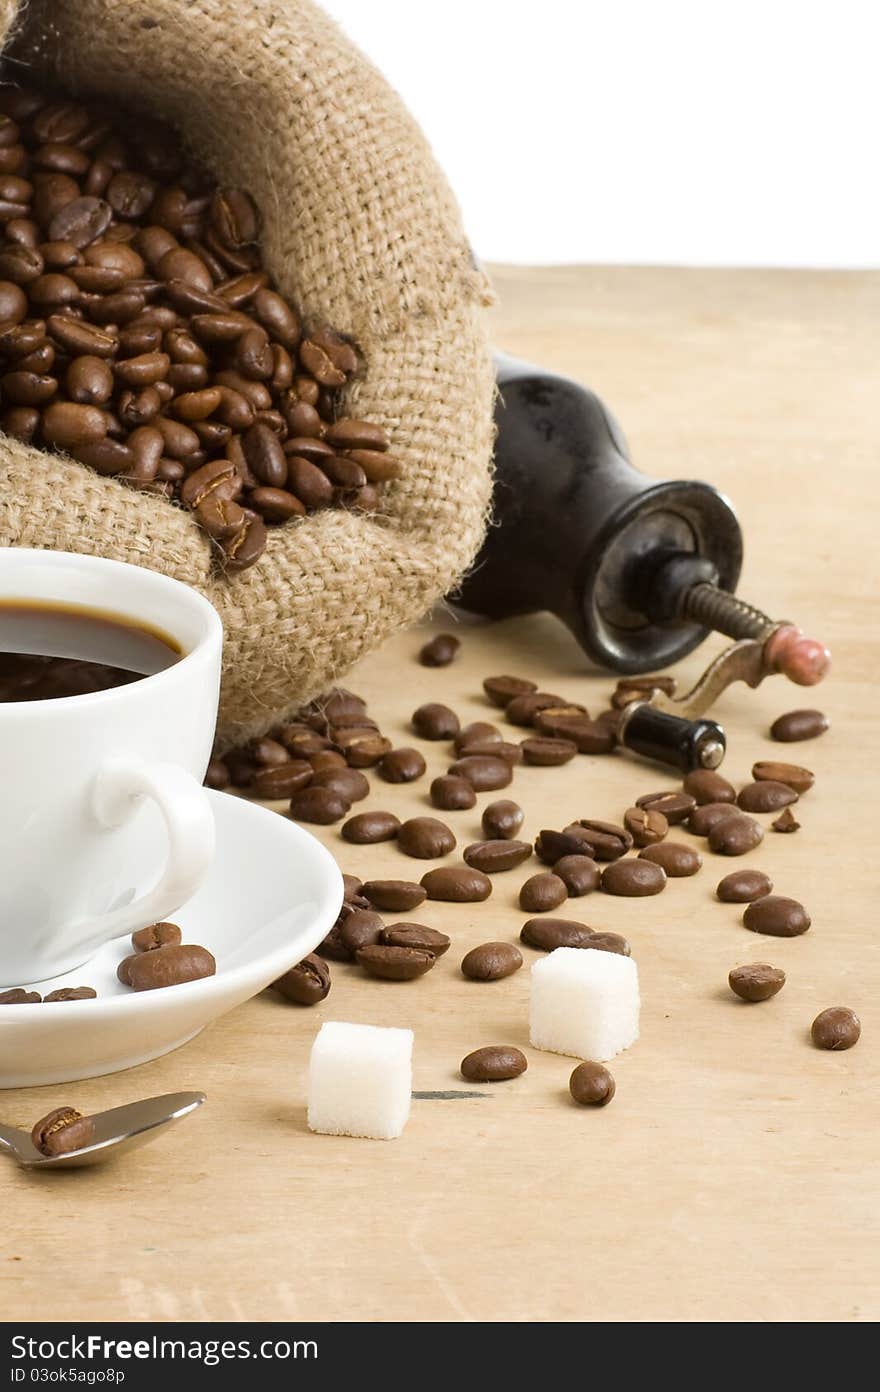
(324, 0, 879, 267)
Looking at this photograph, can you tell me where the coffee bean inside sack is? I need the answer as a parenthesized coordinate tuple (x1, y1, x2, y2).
(0, 84, 398, 572)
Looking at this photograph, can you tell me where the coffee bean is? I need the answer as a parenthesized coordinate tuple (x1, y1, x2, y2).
(42, 400, 107, 448)
(460, 941, 523, 981)
(568, 819, 632, 861)
(534, 827, 593, 863)
(751, 760, 815, 794)
(131, 921, 182, 953)
(635, 790, 696, 825)
(289, 786, 350, 824)
(716, 869, 773, 902)
(601, 859, 666, 896)
(463, 839, 532, 873)
(728, 963, 786, 1002)
(585, 931, 631, 956)
(737, 781, 799, 813)
(342, 873, 364, 899)
(430, 775, 477, 811)
(534, 712, 614, 754)
(707, 814, 764, 856)
(419, 633, 459, 666)
(638, 841, 701, 876)
(682, 768, 736, 805)
(743, 895, 810, 937)
(552, 854, 600, 896)
(612, 673, 677, 708)
(361, 880, 427, 912)
(252, 760, 313, 799)
(378, 747, 426, 783)
(0, 988, 41, 1004)
(338, 733, 392, 768)
(504, 691, 564, 726)
(483, 675, 537, 707)
(381, 923, 450, 957)
(771, 807, 801, 833)
(310, 767, 370, 802)
(771, 709, 828, 742)
(341, 810, 400, 844)
(31, 1106, 95, 1157)
(448, 755, 512, 791)
(520, 917, 594, 951)
(519, 871, 568, 912)
(569, 1060, 615, 1106)
(397, 817, 456, 859)
(520, 735, 577, 766)
(204, 757, 230, 790)
(461, 1046, 527, 1082)
(811, 1007, 860, 1051)
(624, 806, 668, 847)
(356, 944, 435, 981)
(272, 954, 331, 1005)
(124, 943, 216, 990)
(339, 910, 385, 956)
(453, 722, 501, 754)
(688, 801, 744, 836)
(456, 738, 522, 764)
(481, 799, 524, 840)
(420, 865, 492, 902)
(48, 195, 112, 248)
(412, 702, 460, 740)
(43, 986, 98, 1002)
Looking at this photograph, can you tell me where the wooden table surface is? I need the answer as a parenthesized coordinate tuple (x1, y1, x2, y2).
(2, 266, 877, 1324)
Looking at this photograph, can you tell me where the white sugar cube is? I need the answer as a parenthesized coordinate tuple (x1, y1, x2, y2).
(530, 947, 639, 1061)
(308, 1021, 413, 1140)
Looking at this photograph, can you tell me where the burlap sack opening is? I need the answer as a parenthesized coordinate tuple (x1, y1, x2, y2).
(0, 0, 494, 747)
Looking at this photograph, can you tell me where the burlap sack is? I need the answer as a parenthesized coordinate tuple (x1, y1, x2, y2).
(0, 0, 494, 746)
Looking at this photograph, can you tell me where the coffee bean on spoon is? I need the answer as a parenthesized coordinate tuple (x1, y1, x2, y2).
(31, 1106, 95, 1157)
(770, 709, 828, 742)
(397, 817, 456, 858)
(717, 869, 773, 902)
(743, 895, 810, 937)
(737, 781, 798, 813)
(728, 963, 785, 1002)
(463, 840, 532, 873)
(751, 760, 815, 794)
(420, 865, 492, 902)
(361, 880, 427, 912)
(340, 810, 400, 844)
(638, 842, 702, 877)
(519, 872, 568, 912)
(430, 775, 477, 811)
(481, 799, 524, 839)
(461, 942, 523, 981)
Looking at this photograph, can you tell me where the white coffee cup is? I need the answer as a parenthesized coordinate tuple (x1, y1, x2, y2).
(0, 549, 222, 987)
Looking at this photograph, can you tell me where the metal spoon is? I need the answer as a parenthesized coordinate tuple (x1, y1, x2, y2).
(0, 1091, 206, 1170)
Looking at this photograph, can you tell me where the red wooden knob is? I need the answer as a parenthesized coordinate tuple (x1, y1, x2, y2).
(764, 625, 831, 686)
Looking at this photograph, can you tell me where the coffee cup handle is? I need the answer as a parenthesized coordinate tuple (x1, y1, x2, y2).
(77, 757, 216, 951)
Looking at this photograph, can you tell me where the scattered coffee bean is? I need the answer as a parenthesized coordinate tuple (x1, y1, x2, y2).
(430, 775, 477, 811)
(751, 760, 815, 794)
(252, 760, 313, 799)
(635, 790, 696, 825)
(743, 895, 810, 937)
(397, 817, 456, 858)
(463, 839, 532, 873)
(31, 1106, 95, 1157)
(457, 738, 522, 765)
(716, 868, 773, 902)
(356, 943, 436, 980)
(483, 675, 537, 707)
(569, 1060, 615, 1106)
(601, 859, 666, 896)
(682, 768, 736, 805)
(131, 921, 182, 953)
(460, 1045, 527, 1082)
(448, 754, 512, 791)
(378, 747, 427, 783)
(611, 673, 676, 708)
(43, 986, 98, 1002)
(412, 702, 460, 740)
(289, 785, 350, 824)
(453, 721, 501, 753)
(204, 757, 230, 789)
(737, 780, 799, 813)
(552, 854, 600, 896)
(342, 873, 364, 899)
(310, 766, 370, 802)
(568, 819, 632, 861)
(272, 954, 331, 1005)
(811, 1006, 860, 1051)
(772, 807, 801, 833)
(728, 963, 785, 1002)
(534, 711, 614, 754)
(504, 691, 564, 726)
(481, 799, 524, 840)
(420, 865, 492, 902)
(585, 931, 631, 956)
(520, 917, 594, 951)
(460, 941, 523, 981)
(361, 879, 427, 912)
(638, 841, 702, 877)
(534, 827, 592, 863)
(520, 735, 577, 766)
(419, 633, 460, 667)
(771, 709, 828, 742)
(707, 814, 764, 856)
(624, 806, 668, 847)
(339, 910, 386, 956)
(123, 943, 216, 990)
(519, 871, 568, 913)
(341, 810, 400, 844)
(688, 801, 742, 836)
(381, 923, 450, 957)
(0, 988, 41, 1004)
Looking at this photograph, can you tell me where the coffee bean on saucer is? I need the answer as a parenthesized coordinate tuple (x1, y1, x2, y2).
(728, 963, 786, 1002)
(520, 736, 577, 766)
(419, 633, 460, 667)
(481, 799, 524, 840)
(420, 865, 492, 902)
(751, 760, 815, 794)
(519, 872, 567, 913)
(272, 954, 331, 1005)
(356, 943, 436, 980)
(635, 791, 696, 825)
(412, 702, 460, 740)
(504, 691, 564, 726)
(453, 722, 501, 753)
(43, 986, 98, 1002)
(772, 807, 801, 833)
(123, 943, 216, 990)
(131, 921, 182, 953)
(381, 923, 450, 957)
(737, 781, 798, 814)
(448, 755, 512, 791)
(552, 855, 600, 896)
(31, 1106, 95, 1158)
(585, 931, 631, 956)
(397, 817, 456, 858)
(252, 760, 314, 798)
(569, 1061, 615, 1106)
(430, 775, 477, 811)
(638, 842, 702, 877)
(339, 910, 385, 956)
(520, 918, 593, 951)
(601, 859, 666, 896)
(483, 675, 537, 707)
(771, 709, 828, 742)
(310, 767, 370, 802)
(461, 1046, 527, 1082)
(0, 988, 41, 1004)
(341, 810, 400, 844)
(460, 942, 523, 980)
(378, 747, 427, 783)
(463, 839, 532, 873)
(717, 869, 773, 902)
(688, 801, 741, 836)
(707, 815, 764, 856)
(623, 806, 668, 847)
(289, 786, 351, 824)
(743, 895, 810, 937)
(361, 879, 427, 912)
(811, 1006, 860, 1050)
(682, 769, 736, 805)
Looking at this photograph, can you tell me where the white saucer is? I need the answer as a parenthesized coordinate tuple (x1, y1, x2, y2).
(0, 791, 343, 1088)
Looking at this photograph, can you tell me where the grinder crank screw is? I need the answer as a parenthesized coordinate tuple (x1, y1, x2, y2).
(679, 582, 831, 685)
